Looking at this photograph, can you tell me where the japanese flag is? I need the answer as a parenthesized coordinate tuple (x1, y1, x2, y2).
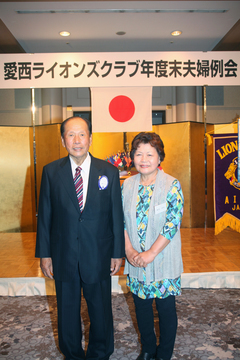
(91, 87, 152, 133)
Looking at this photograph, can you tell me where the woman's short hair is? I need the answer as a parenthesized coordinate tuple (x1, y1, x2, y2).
(130, 132, 165, 162)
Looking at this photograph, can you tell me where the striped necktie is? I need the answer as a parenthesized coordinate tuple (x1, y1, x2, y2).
(74, 166, 83, 211)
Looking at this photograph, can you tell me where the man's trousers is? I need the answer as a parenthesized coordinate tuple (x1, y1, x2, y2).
(55, 271, 114, 360)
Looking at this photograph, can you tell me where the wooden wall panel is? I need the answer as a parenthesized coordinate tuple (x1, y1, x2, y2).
(0, 127, 33, 232)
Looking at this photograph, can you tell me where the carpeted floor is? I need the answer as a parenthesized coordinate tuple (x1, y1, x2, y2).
(0, 289, 240, 360)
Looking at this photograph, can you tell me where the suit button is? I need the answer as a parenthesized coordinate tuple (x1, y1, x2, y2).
(79, 217, 82, 222)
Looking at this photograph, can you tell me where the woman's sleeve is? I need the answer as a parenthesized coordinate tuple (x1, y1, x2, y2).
(160, 179, 184, 241)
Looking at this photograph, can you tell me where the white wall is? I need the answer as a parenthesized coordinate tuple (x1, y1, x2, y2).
(206, 86, 240, 124)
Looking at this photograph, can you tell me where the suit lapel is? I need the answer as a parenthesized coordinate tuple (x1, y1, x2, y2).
(84, 155, 102, 211)
(58, 156, 81, 213)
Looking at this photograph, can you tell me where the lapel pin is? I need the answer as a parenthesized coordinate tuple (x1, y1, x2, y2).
(98, 175, 109, 190)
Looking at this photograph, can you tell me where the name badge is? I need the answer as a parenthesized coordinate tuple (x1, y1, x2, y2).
(98, 175, 109, 190)
(155, 203, 166, 214)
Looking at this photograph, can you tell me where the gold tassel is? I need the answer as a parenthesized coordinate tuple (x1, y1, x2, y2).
(215, 213, 240, 235)
(205, 133, 212, 146)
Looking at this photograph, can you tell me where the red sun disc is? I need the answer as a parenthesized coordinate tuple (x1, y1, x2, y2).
(109, 95, 135, 122)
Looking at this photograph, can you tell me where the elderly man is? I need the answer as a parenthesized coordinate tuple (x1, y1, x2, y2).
(36, 116, 125, 360)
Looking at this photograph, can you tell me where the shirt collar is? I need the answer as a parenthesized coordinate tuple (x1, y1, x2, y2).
(70, 152, 91, 176)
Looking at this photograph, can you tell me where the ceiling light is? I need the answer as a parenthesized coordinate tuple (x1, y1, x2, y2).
(171, 30, 182, 36)
(17, 9, 228, 14)
(59, 31, 70, 37)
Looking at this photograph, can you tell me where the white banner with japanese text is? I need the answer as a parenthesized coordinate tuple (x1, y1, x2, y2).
(0, 51, 240, 89)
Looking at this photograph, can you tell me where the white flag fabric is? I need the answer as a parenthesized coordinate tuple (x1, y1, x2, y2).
(91, 87, 152, 133)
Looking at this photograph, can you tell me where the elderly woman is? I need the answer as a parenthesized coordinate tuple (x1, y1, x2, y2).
(122, 132, 184, 360)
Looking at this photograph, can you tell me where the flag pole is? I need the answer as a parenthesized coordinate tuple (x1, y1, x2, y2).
(203, 85, 207, 228)
(123, 132, 129, 170)
(31, 88, 38, 216)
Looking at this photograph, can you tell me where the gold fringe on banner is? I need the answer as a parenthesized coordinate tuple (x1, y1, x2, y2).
(215, 213, 240, 235)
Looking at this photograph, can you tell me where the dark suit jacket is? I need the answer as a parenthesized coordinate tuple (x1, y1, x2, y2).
(35, 154, 125, 283)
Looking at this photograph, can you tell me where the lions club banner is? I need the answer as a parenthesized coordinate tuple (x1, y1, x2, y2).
(213, 134, 240, 235)
(91, 87, 152, 132)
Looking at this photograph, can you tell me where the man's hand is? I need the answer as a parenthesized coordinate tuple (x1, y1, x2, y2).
(110, 258, 122, 276)
(40, 257, 54, 279)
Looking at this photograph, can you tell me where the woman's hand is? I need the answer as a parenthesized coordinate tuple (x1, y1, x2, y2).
(133, 235, 170, 267)
(133, 249, 156, 268)
(125, 230, 140, 267)
(126, 247, 140, 267)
